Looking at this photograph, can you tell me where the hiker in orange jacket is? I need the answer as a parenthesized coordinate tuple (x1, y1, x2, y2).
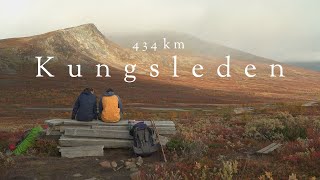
(99, 88, 123, 122)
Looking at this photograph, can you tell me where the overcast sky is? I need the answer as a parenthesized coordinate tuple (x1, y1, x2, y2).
(0, 0, 319, 62)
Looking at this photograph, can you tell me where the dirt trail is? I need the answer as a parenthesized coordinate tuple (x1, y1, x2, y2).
(3, 149, 161, 180)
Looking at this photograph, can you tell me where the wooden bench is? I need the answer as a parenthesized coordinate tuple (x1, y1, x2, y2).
(44, 119, 176, 158)
(59, 145, 104, 158)
(45, 119, 176, 136)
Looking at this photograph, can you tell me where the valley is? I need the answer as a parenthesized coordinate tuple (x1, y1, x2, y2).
(0, 24, 319, 107)
(34, 55, 286, 81)
(0, 23, 320, 179)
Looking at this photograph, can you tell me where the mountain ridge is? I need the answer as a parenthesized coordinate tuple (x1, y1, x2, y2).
(0, 23, 282, 75)
(0, 23, 130, 73)
(108, 31, 277, 63)
(0, 23, 320, 102)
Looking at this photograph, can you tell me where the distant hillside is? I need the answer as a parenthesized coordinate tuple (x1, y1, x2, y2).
(286, 62, 320, 72)
(0, 24, 130, 73)
(1, 24, 320, 103)
(107, 31, 275, 63)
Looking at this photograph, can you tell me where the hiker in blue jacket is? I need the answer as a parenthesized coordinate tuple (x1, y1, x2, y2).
(71, 88, 97, 121)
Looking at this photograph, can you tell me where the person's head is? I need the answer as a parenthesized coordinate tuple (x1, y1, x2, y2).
(83, 87, 94, 94)
(106, 88, 114, 93)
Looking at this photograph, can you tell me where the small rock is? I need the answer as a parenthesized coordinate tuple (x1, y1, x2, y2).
(130, 167, 139, 172)
(130, 171, 141, 180)
(146, 164, 154, 168)
(73, 173, 82, 177)
(125, 161, 134, 167)
(116, 160, 124, 167)
(0, 152, 4, 159)
(85, 178, 97, 180)
(302, 101, 319, 107)
(136, 156, 143, 166)
(99, 161, 111, 169)
(116, 165, 124, 171)
(111, 161, 117, 168)
(126, 162, 137, 169)
(5, 150, 13, 156)
(234, 107, 254, 115)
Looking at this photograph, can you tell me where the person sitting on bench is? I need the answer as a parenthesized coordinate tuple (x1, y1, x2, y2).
(99, 88, 123, 122)
(71, 88, 97, 121)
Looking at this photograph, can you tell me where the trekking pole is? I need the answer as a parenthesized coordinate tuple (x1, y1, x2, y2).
(150, 119, 167, 162)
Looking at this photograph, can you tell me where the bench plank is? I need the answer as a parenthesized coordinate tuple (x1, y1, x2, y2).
(47, 130, 62, 136)
(59, 125, 91, 132)
(261, 143, 282, 154)
(59, 145, 104, 158)
(256, 143, 281, 154)
(64, 127, 176, 139)
(64, 128, 132, 139)
(91, 126, 176, 135)
(59, 136, 133, 148)
(46, 119, 175, 127)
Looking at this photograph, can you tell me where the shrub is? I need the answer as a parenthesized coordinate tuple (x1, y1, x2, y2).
(276, 112, 308, 141)
(218, 160, 238, 180)
(313, 118, 320, 132)
(31, 139, 59, 156)
(241, 112, 253, 122)
(166, 138, 186, 152)
(258, 171, 274, 180)
(0, 140, 9, 153)
(145, 168, 184, 180)
(245, 112, 310, 141)
(166, 137, 208, 160)
(281, 125, 307, 141)
(244, 118, 284, 140)
(0, 152, 15, 169)
(221, 109, 233, 121)
(0, 130, 25, 153)
(144, 161, 214, 180)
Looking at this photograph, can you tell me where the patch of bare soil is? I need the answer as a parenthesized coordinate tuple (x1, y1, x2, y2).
(3, 149, 162, 180)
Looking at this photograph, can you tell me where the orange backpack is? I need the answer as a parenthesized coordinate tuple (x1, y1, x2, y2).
(101, 95, 120, 122)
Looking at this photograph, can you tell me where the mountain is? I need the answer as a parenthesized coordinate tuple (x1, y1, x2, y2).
(0, 24, 320, 104)
(0, 24, 131, 73)
(286, 61, 320, 72)
(108, 31, 275, 63)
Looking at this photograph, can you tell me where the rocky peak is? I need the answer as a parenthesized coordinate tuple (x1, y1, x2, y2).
(30, 23, 127, 67)
(63, 23, 98, 31)
(59, 23, 104, 39)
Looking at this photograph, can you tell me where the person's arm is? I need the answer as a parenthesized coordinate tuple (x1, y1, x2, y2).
(99, 97, 103, 114)
(71, 96, 80, 119)
(93, 97, 98, 120)
(117, 96, 123, 114)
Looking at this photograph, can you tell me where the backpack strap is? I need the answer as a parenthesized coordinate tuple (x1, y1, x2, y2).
(136, 128, 146, 148)
(144, 128, 149, 142)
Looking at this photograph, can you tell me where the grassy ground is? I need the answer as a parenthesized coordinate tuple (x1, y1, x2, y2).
(1, 103, 320, 179)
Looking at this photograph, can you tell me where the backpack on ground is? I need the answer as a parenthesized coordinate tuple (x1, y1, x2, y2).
(129, 122, 159, 156)
(13, 126, 43, 155)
